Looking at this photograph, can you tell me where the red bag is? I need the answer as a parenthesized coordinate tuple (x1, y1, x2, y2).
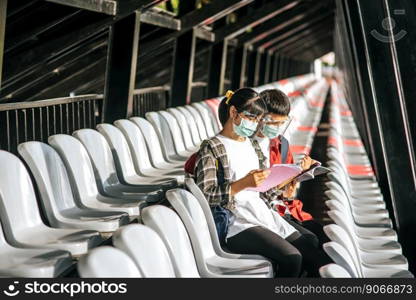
(184, 153, 198, 175)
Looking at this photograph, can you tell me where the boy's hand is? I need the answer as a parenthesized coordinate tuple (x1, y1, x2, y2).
(299, 155, 313, 170)
(282, 181, 298, 199)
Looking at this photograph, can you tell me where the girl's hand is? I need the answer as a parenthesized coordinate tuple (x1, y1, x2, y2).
(231, 169, 271, 195)
(243, 169, 271, 188)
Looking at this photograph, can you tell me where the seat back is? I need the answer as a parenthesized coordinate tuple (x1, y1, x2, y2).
(158, 111, 187, 153)
(200, 101, 221, 133)
(141, 205, 200, 277)
(115, 119, 154, 173)
(326, 210, 359, 244)
(78, 246, 142, 278)
(319, 264, 351, 278)
(184, 178, 223, 254)
(129, 117, 168, 166)
(113, 224, 175, 278)
(323, 224, 363, 276)
(146, 112, 178, 159)
(166, 108, 197, 149)
(48, 134, 99, 200)
(184, 106, 209, 140)
(322, 242, 359, 278)
(166, 189, 216, 259)
(96, 123, 138, 181)
(0, 151, 46, 243)
(18, 142, 78, 225)
(175, 107, 202, 145)
(191, 103, 216, 137)
(73, 129, 121, 190)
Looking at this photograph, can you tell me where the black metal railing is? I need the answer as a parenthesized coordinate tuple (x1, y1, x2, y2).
(0, 86, 171, 154)
(132, 86, 169, 118)
(0, 94, 103, 154)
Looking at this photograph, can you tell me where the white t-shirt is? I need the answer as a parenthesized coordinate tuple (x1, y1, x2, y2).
(216, 135, 297, 240)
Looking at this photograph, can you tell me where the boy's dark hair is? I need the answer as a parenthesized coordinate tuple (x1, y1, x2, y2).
(218, 88, 266, 126)
(260, 89, 291, 116)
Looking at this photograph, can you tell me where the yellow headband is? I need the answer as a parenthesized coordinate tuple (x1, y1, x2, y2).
(225, 90, 234, 104)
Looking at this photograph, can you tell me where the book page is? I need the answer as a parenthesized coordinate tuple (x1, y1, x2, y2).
(246, 164, 302, 193)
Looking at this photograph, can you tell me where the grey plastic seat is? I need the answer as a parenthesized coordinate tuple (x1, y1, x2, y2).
(48, 134, 141, 217)
(199, 101, 220, 133)
(141, 205, 200, 278)
(319, 264, 352, 278)
(166, 189, 273, 277)
(326, 181, 386, 214)
(142, 205, 266, 278)
(191, 102, 217, 137)
(323, 224, 408, 270)
(146, 112, 192, 160)
(78, 246, 142, 278)
(183, 106, 211, 139)
(96, 123, 178, 188)
(323, 242, 413, 278)
(325, 206, 397, 241)
(129, 117, 186, 171)
(113, 224, 176, 278)
(175, 107, 204, 145)
(115, 119, 185, 183)
(326, 208, 401, 254)
(0, 221, 73, 277)
(73, 128, 163, 203)
(184, 179, 271, 263)
(158, 111, 198, 155)
(166, 108, 200, 149)
(324, 189, 392, 228)
(130, 116, 186, 165)
(0, 150, 102, 256)
(18, 141, 129, 233)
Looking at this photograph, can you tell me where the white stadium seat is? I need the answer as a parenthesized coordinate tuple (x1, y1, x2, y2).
(113, 224, 176, 278)
(96, 123, 178, 189)
(18, 141, 129, 233)
(0, 151, 103, 256)
(78, 246, 142, 278)
(166, 188, 273, 277)
(141, 205, 201, 278)
(73, 128, 163, 203)
(48, 134, 141, 217)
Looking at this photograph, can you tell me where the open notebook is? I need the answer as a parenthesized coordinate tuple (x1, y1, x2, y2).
(246, 161, 330, 193)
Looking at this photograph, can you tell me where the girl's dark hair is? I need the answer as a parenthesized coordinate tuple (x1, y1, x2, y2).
(218, 88, 266, 126)
(259, 89, 291, 116)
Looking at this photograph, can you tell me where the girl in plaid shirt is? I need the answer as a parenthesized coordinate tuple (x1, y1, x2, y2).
(193, 88, 331, 277)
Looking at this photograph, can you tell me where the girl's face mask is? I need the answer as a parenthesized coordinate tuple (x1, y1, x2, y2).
(233, 111, 260, 137)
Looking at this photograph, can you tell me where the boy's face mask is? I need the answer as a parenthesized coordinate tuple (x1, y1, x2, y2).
(260, 115, 292, 139)
(233, 111, 260, 137)
(261, 124, 282, 139)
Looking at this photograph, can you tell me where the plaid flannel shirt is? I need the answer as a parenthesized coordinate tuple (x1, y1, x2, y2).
(193, 136, 282, 210)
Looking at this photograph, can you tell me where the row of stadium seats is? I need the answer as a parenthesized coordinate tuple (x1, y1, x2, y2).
(0, 74, 319, 277)
(318, 81, 414, 278)
(78, 75, 332, 277)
